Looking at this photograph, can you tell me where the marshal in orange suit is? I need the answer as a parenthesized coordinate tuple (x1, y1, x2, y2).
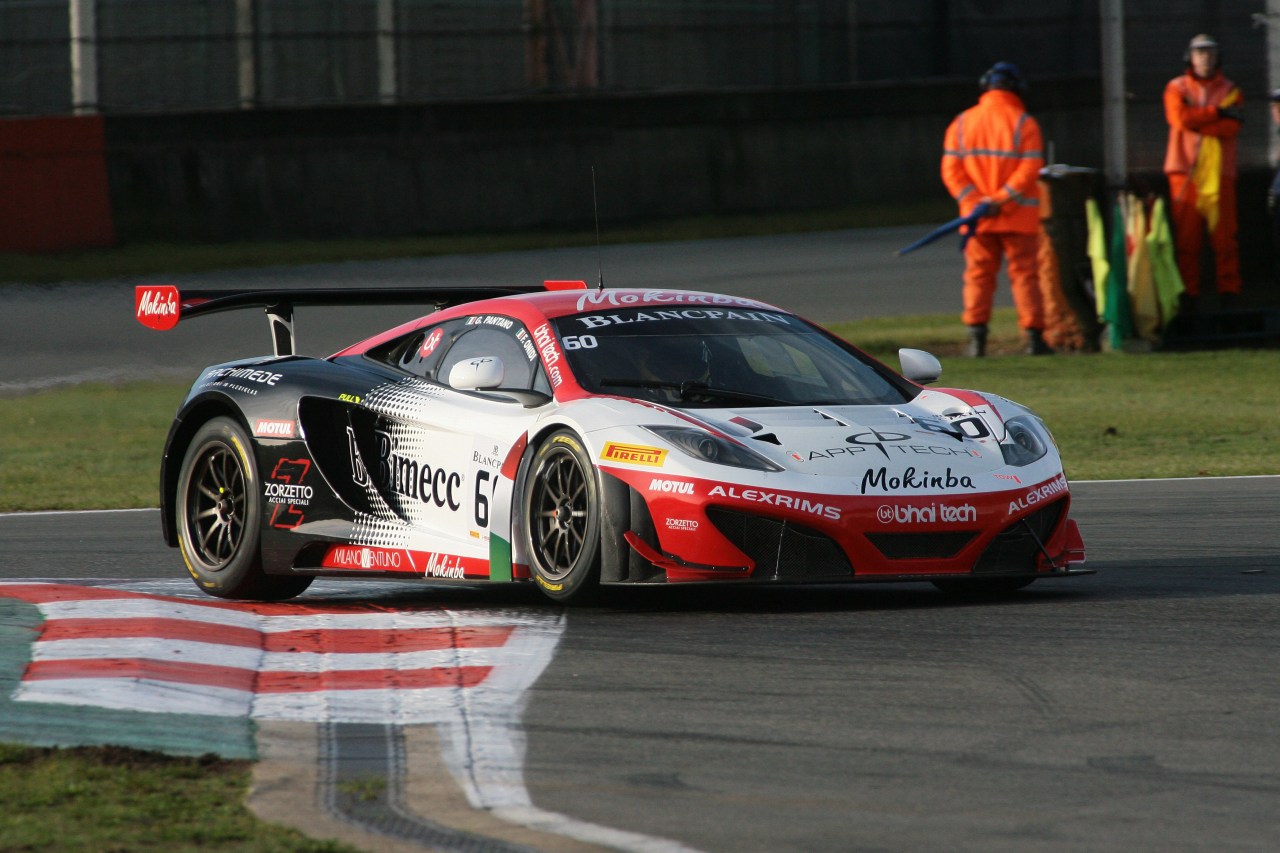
(942, 62, 1051, 357)
(1164, 33, 1243, 309)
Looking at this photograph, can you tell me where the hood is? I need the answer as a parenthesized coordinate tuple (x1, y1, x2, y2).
(698, 394, 1017, 479)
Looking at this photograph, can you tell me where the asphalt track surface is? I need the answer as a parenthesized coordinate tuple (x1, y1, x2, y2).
(4, 225, 986, 395)
(5, 477, 1280, 851)
(6, 228, 1280, 850)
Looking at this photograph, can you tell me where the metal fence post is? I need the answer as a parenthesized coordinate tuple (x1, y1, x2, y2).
(69, 0, 98, 114)
(236, 0, 257, 108)
(1100, 0, 1127, 190)
(378, 0, 397, 105)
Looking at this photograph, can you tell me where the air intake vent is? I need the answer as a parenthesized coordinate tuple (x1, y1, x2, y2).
(973, 500, 1065, 574)
(865, 531, 978, 560)
(705, 507, 852, 581)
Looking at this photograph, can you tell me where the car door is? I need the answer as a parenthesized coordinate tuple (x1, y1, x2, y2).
(354, 313, 552, 579)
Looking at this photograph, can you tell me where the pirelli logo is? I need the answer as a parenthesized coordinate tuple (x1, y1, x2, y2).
(601, 442, 667, 467)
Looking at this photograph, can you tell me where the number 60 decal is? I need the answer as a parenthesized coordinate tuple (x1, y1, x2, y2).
(561, 335, 598, 350)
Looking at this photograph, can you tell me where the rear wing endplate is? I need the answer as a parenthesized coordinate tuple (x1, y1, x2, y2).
(134, 284, 562, 357)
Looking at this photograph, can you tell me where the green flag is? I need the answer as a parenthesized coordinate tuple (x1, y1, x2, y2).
(1103, 199, 1134, 349)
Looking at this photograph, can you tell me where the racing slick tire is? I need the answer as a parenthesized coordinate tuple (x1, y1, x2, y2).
(175, 417, 313, 601)
(931, 577, 1035, 596)
(521, 429, 602, 604)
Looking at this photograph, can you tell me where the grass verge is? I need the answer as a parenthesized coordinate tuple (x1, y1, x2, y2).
(0, 742, 354, 851)
(2, 309, 1277, 513)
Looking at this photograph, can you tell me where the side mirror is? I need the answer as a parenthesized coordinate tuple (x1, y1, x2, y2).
(448, 356, 504, 391)
(898, 348, 941, 385)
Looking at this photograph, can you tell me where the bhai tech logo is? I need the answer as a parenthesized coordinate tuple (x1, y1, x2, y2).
(877, 502, 978, 524)
(419, 327, 444, 357)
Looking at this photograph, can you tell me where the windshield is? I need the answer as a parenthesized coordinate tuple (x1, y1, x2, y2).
(552, 307, 915, 407)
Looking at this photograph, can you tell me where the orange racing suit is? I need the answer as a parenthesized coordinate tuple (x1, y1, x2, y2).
(1163, 68, 1242, 296)
(941, 89, 1046, 329)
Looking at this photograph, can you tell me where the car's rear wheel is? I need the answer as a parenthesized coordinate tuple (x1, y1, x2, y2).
(176, 417, 312, 601)
(522, 430, 602, 603)
(932, 577, 1035, 596)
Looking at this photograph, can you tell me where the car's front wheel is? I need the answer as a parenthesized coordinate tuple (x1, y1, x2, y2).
(175, 417, 312, 601)
(522, 430, 602, 603)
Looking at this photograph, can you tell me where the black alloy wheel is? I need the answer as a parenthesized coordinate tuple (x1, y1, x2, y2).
(176, 417, 312, 600)
(523, 430, 602, 603)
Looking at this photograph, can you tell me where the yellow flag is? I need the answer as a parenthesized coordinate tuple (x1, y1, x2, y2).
(1126, 195, 1159, 342)
(1192, 137, 1222, 232)
(1191, 87, 1240, 233)
(1146, 197, 1186, 324)
(1085, 198, 1109, 319)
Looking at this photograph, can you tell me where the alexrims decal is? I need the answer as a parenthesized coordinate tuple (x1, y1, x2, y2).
(708, 484, 840, 520)
(1007, 475, 1069, 515)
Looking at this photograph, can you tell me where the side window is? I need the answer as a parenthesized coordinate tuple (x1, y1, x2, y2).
(436, 316, 548, 392)
(395, 319, 465, 379)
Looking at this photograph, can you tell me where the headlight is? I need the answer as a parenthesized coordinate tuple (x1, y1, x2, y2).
(1000, 416, 1051, 467)
(643, 426, 783, 472)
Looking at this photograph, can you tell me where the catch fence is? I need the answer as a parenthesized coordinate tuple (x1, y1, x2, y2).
(1, 0, 1269, 123)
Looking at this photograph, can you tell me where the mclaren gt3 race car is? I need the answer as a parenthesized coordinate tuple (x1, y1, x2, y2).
(136, 281, 1088, 603)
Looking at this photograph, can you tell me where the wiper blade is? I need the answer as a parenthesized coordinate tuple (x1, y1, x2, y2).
(600, 378, 787, 406)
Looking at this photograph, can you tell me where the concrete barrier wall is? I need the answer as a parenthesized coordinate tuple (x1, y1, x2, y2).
(101, 77, 1106, 242)
(0, 116, 116, 253)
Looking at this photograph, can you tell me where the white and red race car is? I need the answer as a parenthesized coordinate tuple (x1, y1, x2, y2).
(137, 281, 1087, 603)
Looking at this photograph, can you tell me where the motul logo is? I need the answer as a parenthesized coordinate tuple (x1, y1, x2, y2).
(135, 285, 180, 330)
(254, 419, 295, 438)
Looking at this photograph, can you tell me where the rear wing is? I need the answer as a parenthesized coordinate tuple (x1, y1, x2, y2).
(134, 283, 584, 357)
